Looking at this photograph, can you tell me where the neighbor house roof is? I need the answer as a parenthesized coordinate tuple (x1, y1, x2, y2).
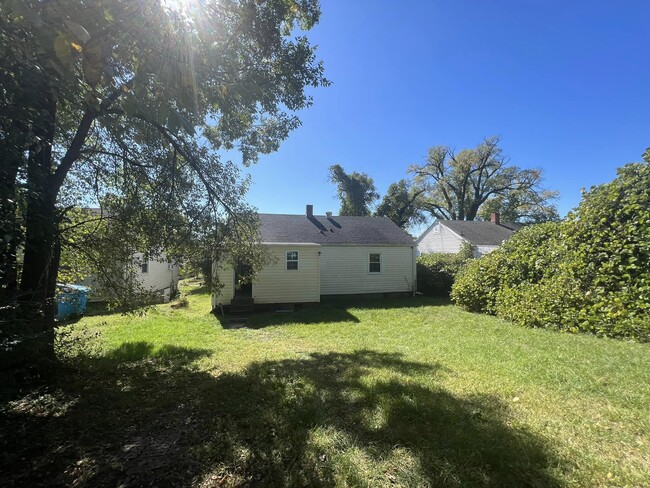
(431, 220, 523, 246)
(258, 214, 415, 246)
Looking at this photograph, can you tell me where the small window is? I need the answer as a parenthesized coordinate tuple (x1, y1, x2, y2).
(286, 251, 298, 270)
(141, 259, 149, 274)
(369, 253, 381, 273)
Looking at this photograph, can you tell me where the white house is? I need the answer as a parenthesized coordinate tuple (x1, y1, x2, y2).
(78, 208, 180, 301)
(417, 213, 522, 257)
(212, 205, 417, 310)
(132, 252, 180, 300)
(81, 252, 180, 302)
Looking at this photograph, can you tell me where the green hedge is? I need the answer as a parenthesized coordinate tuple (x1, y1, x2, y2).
(451, 160, 650, 342)
(417, 243, 473, 296)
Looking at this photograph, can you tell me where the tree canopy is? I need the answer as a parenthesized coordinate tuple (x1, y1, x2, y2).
(0, 0, 329, 367)
(328, 164, 378, 216)
(410, 137, 557, 222)
(477, 188, 559, 224)
(374, 179, 425, 229)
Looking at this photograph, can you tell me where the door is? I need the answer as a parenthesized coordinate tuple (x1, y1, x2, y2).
(234, 262, 253, 298)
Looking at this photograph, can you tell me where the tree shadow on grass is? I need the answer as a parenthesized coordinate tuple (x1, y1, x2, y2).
(324, 295, 451, 311)
(217, 305, 362, 329)
(1, 346, 561, 487)
(217, 296, 449, 329)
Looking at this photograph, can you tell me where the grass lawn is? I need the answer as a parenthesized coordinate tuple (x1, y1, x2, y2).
(2, 281, 649, 487)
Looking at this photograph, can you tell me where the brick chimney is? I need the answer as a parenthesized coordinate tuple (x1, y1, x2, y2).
(490, 212, 500, 225)
(306, 204, 313, 218)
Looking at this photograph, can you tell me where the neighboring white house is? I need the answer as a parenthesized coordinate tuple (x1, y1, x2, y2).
(132, 252, 180, 300)
(417, 213, 522, 257)
(77, 208, 180, 301)
(80, 251, 180, 302)
(212, 205, 417, 309)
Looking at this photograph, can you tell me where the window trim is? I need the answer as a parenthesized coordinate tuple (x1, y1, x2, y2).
(368, 252, 381, 273)
(286, 250, 299, 270)
(141, 258, 149, 274)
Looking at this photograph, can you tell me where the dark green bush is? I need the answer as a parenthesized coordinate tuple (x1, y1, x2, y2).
(452, 159, 650, 342)
(451, 222, 563, 314)
(417, 243, 473, 296)
(448, 253, 504, 313)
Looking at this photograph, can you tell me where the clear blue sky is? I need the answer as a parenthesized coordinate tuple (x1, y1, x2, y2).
(240, 0, 650, 230)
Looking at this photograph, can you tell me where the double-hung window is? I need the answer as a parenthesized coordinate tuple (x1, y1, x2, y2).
(141, 259, 149, 274)
(286, 251, 299, 270)
(369, 253, 381, 273)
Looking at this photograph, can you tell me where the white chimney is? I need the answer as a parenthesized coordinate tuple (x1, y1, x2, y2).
(326, 211, 332, 218)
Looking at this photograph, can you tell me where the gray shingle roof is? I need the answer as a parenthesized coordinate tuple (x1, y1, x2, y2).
(436, 220, 522, 246)
(258, 214, 415, 246)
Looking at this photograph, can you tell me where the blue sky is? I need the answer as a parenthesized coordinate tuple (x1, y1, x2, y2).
(240, 0, 650, 231)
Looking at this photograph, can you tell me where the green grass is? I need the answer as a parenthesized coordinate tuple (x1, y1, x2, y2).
(2, 281, 649, 487)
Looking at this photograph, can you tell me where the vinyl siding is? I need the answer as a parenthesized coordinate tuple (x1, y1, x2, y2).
(212, 259, 235, 308)
(133, 253, 179, 292)
(476, 245, 499, 257)
(320, 245, 415, 295)
(417, 223, 466, 254)
(252, 245, 320, 304)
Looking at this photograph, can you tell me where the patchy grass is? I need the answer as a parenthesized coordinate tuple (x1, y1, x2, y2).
(1, 283, 648, 487)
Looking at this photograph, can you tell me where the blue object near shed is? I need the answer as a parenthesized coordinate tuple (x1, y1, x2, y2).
(56, 284, 90, 320)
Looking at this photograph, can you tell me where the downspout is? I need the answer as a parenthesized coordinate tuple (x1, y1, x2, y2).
(411, 245, 416, 296)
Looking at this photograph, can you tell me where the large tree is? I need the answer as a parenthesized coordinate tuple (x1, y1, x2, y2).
(410, 137, 557, 222)
(374, 179, 425, 229)
(477, 188, 559, 224)
(328, 164, 378, 216)
(0, 0, 328, 369)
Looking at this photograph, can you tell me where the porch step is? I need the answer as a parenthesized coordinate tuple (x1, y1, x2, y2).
(230, 297, 254, 314)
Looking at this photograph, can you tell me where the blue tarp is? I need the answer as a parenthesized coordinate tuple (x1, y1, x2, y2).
(56, 284, 90, 320)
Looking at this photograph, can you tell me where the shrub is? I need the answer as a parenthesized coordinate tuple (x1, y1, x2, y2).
(417, 243, 473, 296)
(449, 253, 504, 313)
(452, 158, 650, 342)
(451, 222, 562, 314)
(563, 162, 650, 341)
(494, 273, 583, 333)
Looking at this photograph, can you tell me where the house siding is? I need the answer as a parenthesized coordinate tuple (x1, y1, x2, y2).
(252, 245, 320, 304)
(417, 223, 465, 255)
(133, 253, 179, 294)
(320, 245, 415, 295)
(212, 258, 235, 308)
(476, 245, 499, 256)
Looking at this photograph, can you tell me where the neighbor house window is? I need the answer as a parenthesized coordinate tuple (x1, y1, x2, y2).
(286, 251, 298, 270)
(141, 259, 149, 273)
(369, 253, 381, 273)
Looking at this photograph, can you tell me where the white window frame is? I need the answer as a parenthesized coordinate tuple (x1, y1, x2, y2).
(286, 250, 299, 270)
(368, 253, 381, 273)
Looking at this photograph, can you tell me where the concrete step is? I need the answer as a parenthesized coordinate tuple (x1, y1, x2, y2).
(230, 297, 254, 314)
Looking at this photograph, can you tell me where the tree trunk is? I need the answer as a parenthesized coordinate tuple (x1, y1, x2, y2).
(18, 88, 58, 374)
(0, 123, 23, 298)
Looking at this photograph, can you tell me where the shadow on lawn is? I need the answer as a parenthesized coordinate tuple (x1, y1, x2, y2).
(217, 305, 362, 329)
(218, 296, 450, 329)
(1, 345, 561, 487)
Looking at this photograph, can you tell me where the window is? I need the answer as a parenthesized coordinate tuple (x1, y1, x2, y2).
(286, 251, 298, 270)
(369, 253, 381, 273)
(141, 259, 149, 274)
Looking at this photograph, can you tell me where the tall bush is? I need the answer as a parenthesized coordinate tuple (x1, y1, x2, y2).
(417, 243, 474, 296)
(451, 222, 563, 313)
(451, 159, 650, 342)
